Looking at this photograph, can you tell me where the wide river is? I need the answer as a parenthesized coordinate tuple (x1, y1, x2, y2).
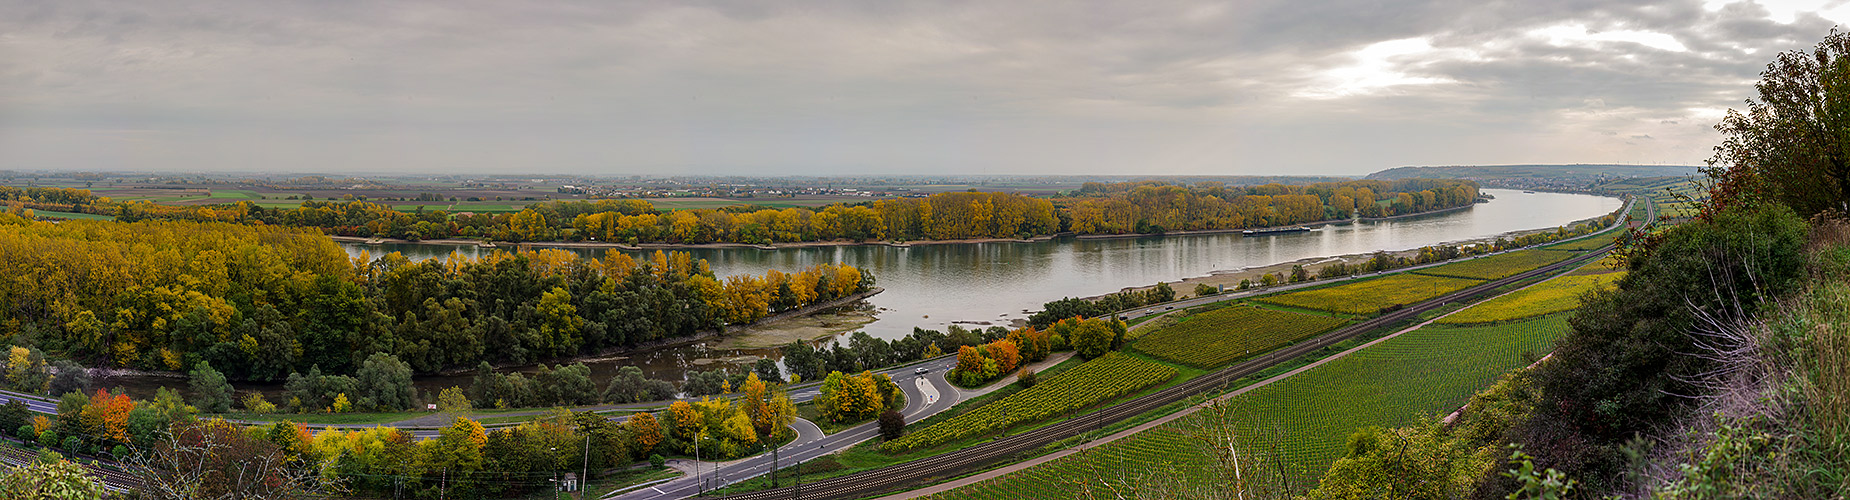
(340, 189, 1617, 377)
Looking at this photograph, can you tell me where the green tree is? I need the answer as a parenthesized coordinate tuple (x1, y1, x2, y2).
(353, 352, 415, 411)
(187, 361, 233, 413)
(1709, 30, 1850, 217)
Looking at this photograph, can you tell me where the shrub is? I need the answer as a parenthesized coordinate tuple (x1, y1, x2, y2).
(879, 410, 905, 441)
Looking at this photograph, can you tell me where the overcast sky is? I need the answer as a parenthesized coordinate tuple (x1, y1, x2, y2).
(2, 0, 1845, 176)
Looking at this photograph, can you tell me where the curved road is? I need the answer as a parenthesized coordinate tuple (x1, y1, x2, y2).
(611, 355, 960, 500)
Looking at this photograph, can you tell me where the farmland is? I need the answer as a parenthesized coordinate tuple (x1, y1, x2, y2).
(882, 352, 1176, 453)
(1438, 271, 1625, 325)
(1543, 228, 1622, 251)
(920, 314, 1573, 499)
(1412, 249, 1574, 281)
(1254, 273, 1484, 315)
(1131, 306, 1350, 368)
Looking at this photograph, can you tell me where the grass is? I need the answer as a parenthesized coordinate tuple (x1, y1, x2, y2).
(1130, 305, 1351, 369)
(1413, 250, 1575, 281)
(882, 353, 1175, 453)
(920, 314, 1574, 498)
(1438, 271, 1624, 325)
(1254, 273, 1484, 315)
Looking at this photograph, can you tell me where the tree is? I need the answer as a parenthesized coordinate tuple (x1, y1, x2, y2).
(353, 353, 415, 411)
(126, 419, 325, 499)
(46, 360, 91, 398)
(187, 362, 232, 414)
(626, 412, 663, 455)
(0, 459, 105, 499)
(1708, 30, 1850, 218)
(739, 373, 795, 445)
(878, 410, 905, 441)
(436, 386, 472, 414)
(1070, 320, 1114, 360)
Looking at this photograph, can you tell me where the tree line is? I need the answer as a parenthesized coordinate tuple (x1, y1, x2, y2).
(0, 218, 871, 383)
(0, 179, 1479, 244)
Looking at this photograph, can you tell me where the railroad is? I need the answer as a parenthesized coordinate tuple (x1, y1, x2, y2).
(712, 243, 1619, 500)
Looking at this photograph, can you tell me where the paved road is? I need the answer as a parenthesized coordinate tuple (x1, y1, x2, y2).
(610, 356, 961, 500)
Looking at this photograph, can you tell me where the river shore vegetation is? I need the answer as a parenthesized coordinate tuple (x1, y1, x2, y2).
(0, 178, 1479, 245)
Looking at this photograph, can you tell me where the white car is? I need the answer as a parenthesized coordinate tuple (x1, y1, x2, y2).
(915, 366, 930, 375)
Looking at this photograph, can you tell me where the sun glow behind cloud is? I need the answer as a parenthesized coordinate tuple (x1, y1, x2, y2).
(1293, 38, 1472, 100)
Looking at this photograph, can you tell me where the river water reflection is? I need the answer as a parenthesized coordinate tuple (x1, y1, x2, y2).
(325, 189, 1618, 385)
(350, 189, 1617, 334)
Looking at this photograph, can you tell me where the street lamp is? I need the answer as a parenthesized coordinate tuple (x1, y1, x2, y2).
(550, 447, 560, 500)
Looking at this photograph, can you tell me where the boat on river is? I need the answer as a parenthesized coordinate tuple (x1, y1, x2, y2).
(1241, 226, 1311, 236)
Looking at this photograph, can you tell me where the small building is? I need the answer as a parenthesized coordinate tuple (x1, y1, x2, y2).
(558, 473, 579, 492)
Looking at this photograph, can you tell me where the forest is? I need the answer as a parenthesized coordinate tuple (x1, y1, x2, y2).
(0, 217, 870, 381)
(0, 178, 1479, 244)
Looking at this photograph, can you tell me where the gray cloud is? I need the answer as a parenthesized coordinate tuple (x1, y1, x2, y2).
(0, 0, 1838, 175)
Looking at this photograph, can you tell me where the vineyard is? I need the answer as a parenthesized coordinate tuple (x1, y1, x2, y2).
(919, 315, 1573, 499)
(1438, 271, 1624, 324)
(1254, 273, 1483, 315)
(882, 352, 1176, 453)
(1544, 229, 1622, 251)
(1412, 249, 1575, 281)
(1131, 306, 1350, 368)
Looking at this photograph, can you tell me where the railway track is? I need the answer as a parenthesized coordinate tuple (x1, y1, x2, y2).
(714, 243, 1618, 500)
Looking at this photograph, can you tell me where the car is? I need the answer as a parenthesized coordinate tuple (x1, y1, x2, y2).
(1145, 309, 1155, 314)
(915, 367, 930, 374)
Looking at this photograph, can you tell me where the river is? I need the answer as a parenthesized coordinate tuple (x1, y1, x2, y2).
(322, 189, 1619, 382)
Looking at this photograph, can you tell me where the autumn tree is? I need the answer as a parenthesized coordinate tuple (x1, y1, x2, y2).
(1070, 319, 1115, 360)
(738, 373, 795, 444)
(1709, 29, 1850, 217)
(626, 412, 663, 455)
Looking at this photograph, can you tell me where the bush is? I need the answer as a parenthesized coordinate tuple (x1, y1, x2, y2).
(1017, 368, 1037, 389)
(17, 425, 34, 440)
(60, 435, 81, 454)
(879, 410, 905, 441)
(650, 454, 666, 468)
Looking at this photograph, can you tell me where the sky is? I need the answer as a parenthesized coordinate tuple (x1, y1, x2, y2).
(2, 0, 1847, 176)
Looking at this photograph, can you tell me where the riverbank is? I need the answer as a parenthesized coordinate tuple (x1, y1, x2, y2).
(323, 203, 1486, 253)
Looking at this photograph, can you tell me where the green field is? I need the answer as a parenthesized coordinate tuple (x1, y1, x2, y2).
(1131, 306, 1350, 368)
(1412, 250, 1574, 281)
(922, 315, 1573, 498)
(882, 352, 1175, 453)
(1437, 271, 1623, 324)
(1254, 274, 1484, 315)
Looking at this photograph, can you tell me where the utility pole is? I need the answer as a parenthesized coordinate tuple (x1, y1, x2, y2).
(581, 432, 591, 500)
(695, 436, 703, 497)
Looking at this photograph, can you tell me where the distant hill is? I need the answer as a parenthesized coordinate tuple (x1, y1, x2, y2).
(1365, 164, 1699, 181)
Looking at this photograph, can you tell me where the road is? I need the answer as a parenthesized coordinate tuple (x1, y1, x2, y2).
(608, 355, 960, 500)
